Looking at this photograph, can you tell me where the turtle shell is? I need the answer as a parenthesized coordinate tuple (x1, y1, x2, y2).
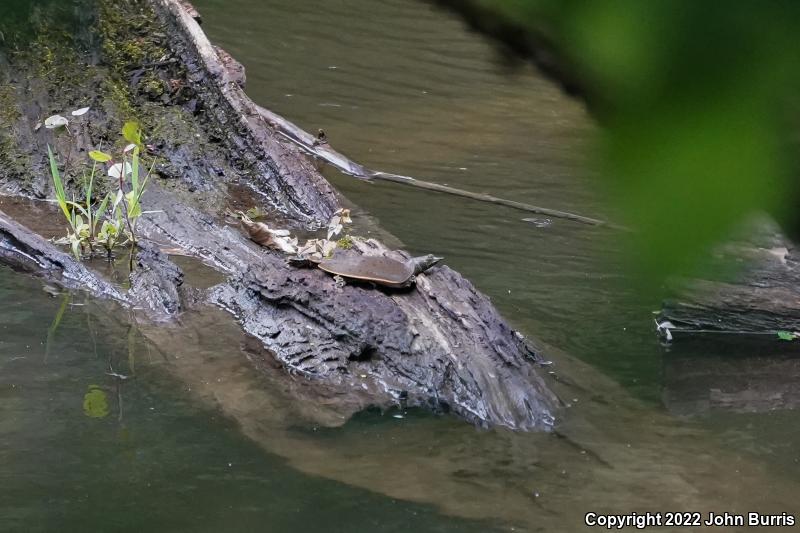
(318, 255, 415, 288)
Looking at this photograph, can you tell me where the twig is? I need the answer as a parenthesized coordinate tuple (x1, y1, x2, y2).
(256, 104, 624, 229)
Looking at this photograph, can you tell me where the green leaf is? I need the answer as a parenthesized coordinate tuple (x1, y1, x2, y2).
(122, 121, 142, 146)
(67, 201, 89, 219)
(777, 331, 795, 341)
(88, 150, 113, 163)
(47, 146, 72, 223)
(95, 193, 111, 224)
(70, 238, 81, 259)
(85, 162, 97, 206)
(130, 148, 140, 196)
(126, 190, 143, 218)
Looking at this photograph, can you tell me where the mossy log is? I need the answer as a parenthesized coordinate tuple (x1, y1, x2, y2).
(0, 0, 558, 430)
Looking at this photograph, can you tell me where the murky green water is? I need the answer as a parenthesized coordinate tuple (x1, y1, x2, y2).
(0, 269, 495, 532)
(2, 0, 800, 531)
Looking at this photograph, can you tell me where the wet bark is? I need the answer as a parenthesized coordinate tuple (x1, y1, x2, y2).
(0, 0, 558, 430)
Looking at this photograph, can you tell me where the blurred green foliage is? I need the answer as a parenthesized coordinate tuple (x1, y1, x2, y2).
(444, 0, 800, 285)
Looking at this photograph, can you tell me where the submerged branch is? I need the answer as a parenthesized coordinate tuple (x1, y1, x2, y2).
(256, 105, 621, 229)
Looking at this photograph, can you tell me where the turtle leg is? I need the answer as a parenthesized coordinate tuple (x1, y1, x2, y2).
(286, 255, 313, 268)
(333, 275, 346, 289)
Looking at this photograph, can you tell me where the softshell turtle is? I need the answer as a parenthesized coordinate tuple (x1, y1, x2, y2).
(292, 253, 442, 289)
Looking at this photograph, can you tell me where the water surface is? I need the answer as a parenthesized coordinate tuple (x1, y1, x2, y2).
(2, 0, 800, 531)
(0, 269, 494, 532)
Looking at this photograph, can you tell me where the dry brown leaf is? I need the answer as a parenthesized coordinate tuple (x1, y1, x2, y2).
(240, 214, 297, 254)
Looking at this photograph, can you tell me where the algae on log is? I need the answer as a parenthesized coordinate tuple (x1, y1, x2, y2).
(0, 0, 558, 430)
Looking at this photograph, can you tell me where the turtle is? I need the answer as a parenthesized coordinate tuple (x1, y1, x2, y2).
(290, 253, 442, 289)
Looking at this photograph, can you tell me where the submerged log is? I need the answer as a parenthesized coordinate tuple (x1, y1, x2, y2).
(656, 218, 800, 415)
(658, 218, 800, 341)
(0, 0, 558, 430)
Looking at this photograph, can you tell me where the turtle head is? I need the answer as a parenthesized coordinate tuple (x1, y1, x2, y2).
(410, 254, 443, 275)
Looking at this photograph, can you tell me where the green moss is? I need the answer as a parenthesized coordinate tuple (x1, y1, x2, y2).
(18, 24, 83, 88)
(97, 0, 168, 71)
(336, 235, 355, 249)
(0, 81, 29, 176)
(95, 0, 181, 124)
(0, 83, 20, 123)
(141, 75, 167, 99)
(104, 77, 137, 121)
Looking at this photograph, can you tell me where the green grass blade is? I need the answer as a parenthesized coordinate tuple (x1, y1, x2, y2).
(131, 147, 139, 194)
(95, 193, 110, 224)
(47, 146, 72, 223)
(86, 160, 97, 206)
(66, 201, 90, 219)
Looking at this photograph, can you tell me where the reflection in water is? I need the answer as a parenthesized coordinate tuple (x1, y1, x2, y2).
(663, 338, 800, 415)
(44, 292, 69, 363)
(82, 385, 110, 419)
(0, 269, 493, 533)
(2, 266, 799, 531)
(85, 290, 800, 531)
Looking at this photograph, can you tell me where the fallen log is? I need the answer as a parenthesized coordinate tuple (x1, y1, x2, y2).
(0, 207, 184, 320)
(0, 0, 558, 430)
(657, 218, 800, 342)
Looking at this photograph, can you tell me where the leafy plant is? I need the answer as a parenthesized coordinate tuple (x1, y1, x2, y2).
(96, 215, 124, 257)
(47, 120, 153, 260)
(103, 121, 152, 245)
(48, 145, 106, 258)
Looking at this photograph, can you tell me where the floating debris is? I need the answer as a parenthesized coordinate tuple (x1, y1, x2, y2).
(655, 319, 675, 342)
(44, 114, 69, 129)
(523, 217, 552, 228)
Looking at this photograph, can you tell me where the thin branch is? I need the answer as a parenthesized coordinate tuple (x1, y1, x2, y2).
(256, 104, 626, 230)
